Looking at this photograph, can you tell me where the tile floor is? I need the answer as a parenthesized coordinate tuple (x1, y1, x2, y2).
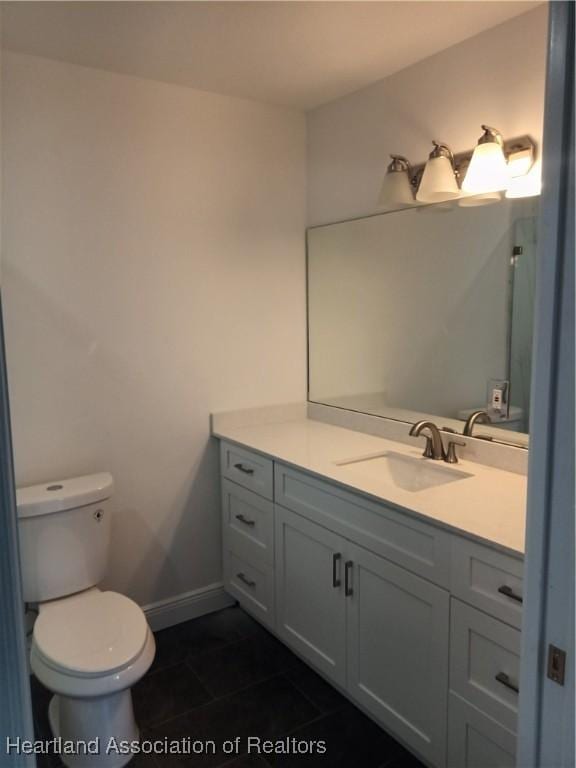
(31, 606, 426, 768)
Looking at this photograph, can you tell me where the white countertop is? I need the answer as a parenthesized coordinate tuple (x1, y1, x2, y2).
(212, 415, 526, 556)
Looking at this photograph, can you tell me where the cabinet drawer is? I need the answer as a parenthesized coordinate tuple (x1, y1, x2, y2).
(221, 441, 274, 500)
(275, 463, 451, 587)
(448, 692, 516, 768)
(224, 548, 274, 631)
(222, 480, 274, 566)
(450, 600, 520, 732)
(451, 538, 523, 628)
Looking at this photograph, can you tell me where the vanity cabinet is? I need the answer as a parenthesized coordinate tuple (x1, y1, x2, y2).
(219, 440, 524, 768)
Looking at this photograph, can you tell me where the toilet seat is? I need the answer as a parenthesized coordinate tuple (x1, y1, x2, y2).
(34, 589, 148, 677)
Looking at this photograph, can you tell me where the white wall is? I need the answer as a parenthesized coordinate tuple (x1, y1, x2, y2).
(307, 6, 547, 225)
(1, 52, 306, 607)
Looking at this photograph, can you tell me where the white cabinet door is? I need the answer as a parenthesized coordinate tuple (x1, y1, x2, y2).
(346, 542, 450, 768)
(275, 505, 347, 688)
(448, 693, 516, 768)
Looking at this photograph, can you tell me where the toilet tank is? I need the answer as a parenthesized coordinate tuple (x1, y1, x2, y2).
(17, 473, 114, 603)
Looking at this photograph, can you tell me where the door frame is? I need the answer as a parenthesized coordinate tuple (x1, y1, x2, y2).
(517, 2, 575, 766)
(0, 295, 36, 763)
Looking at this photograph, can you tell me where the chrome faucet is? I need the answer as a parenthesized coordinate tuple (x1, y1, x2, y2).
(409, 420, 466, 463)
(409, 421, 445, 460)
(463, 410, 492, 439)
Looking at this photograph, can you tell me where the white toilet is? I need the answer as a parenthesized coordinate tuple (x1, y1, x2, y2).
(17, 473, 156, 768)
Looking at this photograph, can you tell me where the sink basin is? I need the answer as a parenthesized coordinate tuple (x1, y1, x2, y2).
(335, 451, 472, 492)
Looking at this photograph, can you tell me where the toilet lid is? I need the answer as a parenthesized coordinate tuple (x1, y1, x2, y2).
(34, 590, 148, 677)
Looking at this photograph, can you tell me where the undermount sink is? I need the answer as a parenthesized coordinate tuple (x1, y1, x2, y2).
(334, 451, 473, 492)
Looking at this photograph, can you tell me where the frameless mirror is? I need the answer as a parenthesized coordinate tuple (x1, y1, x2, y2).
(307, 196, 539, 447)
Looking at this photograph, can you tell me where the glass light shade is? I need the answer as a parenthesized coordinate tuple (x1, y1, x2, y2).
(377, 170, 414, 208)
(415, 155, 460, 202)
(462, 142, 509, 194)
(458, 190, 502, 207)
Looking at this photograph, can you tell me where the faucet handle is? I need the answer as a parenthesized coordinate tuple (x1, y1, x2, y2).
(445, 439, 466, 464)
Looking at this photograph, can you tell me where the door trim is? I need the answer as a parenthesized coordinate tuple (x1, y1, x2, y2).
(0, 296, 36, 762)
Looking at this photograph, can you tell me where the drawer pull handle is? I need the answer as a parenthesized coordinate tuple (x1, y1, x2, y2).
(495, 671, 519, 694)
(235, 514, 256, 527)
(332, 553, 342, 588)
(237, 572, 256, 588)
(498, 585, 523, 604)
(234, 463, 255, 475)
(345, 561, 354, 597)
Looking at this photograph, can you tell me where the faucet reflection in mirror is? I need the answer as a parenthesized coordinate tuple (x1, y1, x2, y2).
(378, 126, 539, 209)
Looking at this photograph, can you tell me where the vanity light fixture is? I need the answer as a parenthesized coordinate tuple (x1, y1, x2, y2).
(378, 155, 415, 208)
(415, 142, 460, 202)
(461, 125, 509, 195)
(378, 130, 537, 209)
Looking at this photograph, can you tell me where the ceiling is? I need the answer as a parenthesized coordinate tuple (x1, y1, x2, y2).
(1, 1, 541, 110)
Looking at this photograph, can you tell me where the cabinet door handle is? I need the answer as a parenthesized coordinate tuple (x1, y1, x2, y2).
(498, 585, 523, 604)
(332, 553, 342, 588)
(495, 671, 519, 693)
(235, 514, 256, 527)
(345, 561, 354, 597)
(236, 572, 256, 588)
(234, 463, 255, 475)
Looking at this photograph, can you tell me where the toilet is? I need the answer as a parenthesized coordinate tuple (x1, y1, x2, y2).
(17, 473, 156, 768)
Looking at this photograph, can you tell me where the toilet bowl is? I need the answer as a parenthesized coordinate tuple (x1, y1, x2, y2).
(17, 474, 156, 768)
(30, 590, 155, 768)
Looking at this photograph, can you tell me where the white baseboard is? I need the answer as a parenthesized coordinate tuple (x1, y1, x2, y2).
(143, 582, 236, 632)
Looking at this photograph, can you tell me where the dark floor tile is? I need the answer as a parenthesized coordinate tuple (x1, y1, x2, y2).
(263, 704, 403, 768)
(380, 745, 427, 768)
(129, 752, 160, 767)
(179, 607, 266, 658)
(133, 662, 213, 727)
(219, 757, 269, 768)
(30, 674, 53, 733)
(187, 631, 298, 699)
(148, 675, 320, 767)
(34, 755, 63, 768)
(30, 675, 64, 767)
(152, 608, 263, 673)
(151, 623, 194, 673)
(283, 661, 347, 716)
